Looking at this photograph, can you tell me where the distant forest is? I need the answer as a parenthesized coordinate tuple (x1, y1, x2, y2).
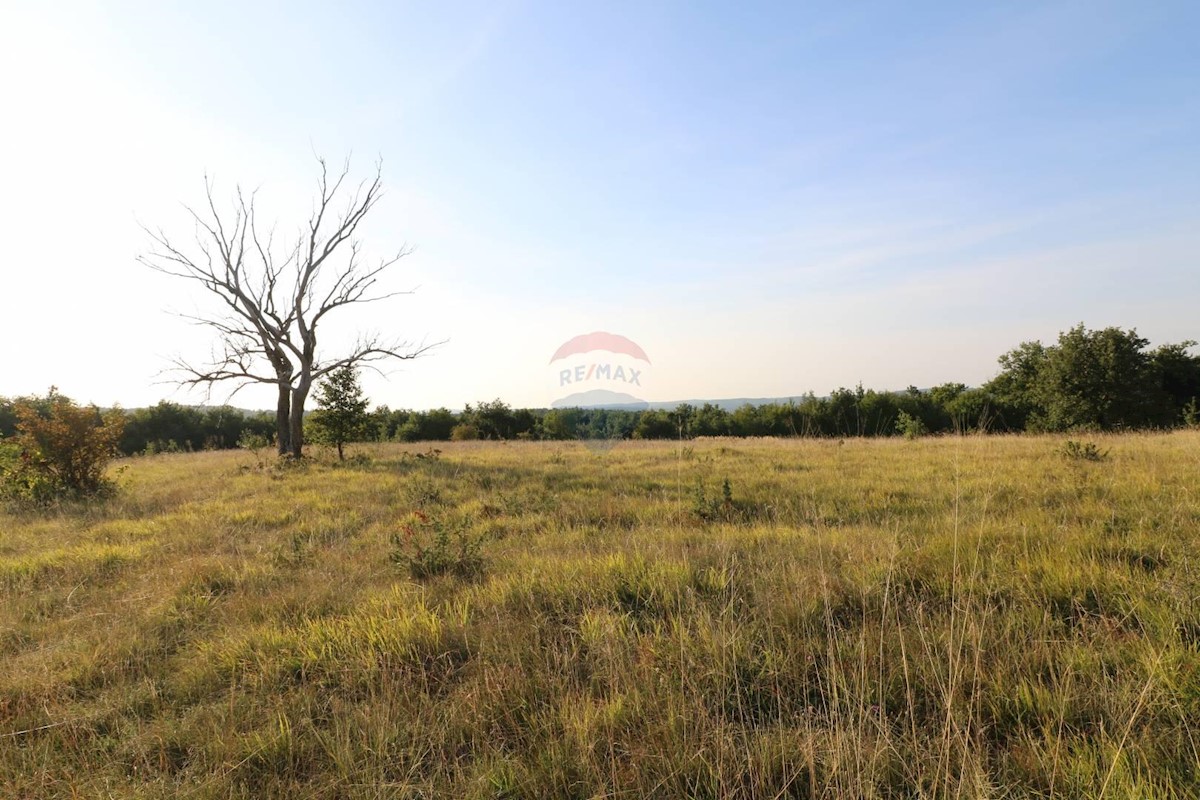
(3, 325, 1198, 456)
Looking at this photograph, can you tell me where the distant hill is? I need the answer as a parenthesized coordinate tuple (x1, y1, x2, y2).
(551, 389, 649, 410)
(550, 395, 817, 412)
(644, 397, 813, 412)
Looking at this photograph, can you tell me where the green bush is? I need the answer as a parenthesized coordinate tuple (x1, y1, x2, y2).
(691, 477, 734, 522)
(895, 410, 928, 439)
(1, 390, 125, 503)
(389, 511, 486, 580)
(1060, 439, 1109, 462)
(1183, 397, 1200, 428)
(237, 430, 273, 451)
(450, 423, 480, 441)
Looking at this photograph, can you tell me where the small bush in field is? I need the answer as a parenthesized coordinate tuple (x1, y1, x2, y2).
(237, 430, 272, 451)
(1060, 439, 1109, 462)
(450, 423, 480, 441)
(389, 510, 486, 580)
(1, 389, 125, 503)
(1183, 397, 1200, 428)
(895, 410, 928, 439)
(691, 477, 734, 522)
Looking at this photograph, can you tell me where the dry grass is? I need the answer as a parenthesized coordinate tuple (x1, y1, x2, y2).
(1, 433, 1198, 798)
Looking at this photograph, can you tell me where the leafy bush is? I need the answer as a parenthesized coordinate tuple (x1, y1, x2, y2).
(0, 440, 19, 472)
(450, 423, 480, 441)
(1183, 397, 1200, 429)
(389, 510, 486, 580)
(691, 477, 734, 522)
(1, 389, 125, 502)
(895, 410, 928, 439)
(1060, 439, 1109, 462)
(237, 430, 273, 451)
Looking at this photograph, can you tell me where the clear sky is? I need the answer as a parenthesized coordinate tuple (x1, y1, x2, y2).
(2, 1, 1198, 411)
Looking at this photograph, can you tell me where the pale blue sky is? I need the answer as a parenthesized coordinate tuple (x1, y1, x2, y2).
(2, 1, 1197, 409)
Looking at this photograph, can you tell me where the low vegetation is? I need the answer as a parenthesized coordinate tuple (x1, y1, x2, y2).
(1, 433, 1197, 797)
(0, 389, 124, 503)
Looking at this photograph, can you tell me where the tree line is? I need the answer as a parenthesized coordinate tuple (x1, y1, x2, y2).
(2, 324, 1198, 457)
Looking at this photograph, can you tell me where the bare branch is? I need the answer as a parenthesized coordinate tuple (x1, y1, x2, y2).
(141, 155, 438, 457)
(312, 336, 444, 381)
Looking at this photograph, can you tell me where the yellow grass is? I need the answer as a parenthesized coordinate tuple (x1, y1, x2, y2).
(1, 434, 1198, 798)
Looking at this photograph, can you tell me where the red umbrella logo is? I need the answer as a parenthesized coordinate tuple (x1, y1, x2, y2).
(549, 332, 650, 364)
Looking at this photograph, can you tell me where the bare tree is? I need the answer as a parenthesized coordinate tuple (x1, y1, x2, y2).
(140, 157, 436, 457)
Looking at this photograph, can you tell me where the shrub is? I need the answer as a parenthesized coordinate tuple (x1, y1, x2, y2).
(1060, 439, 1109, 462)
(895, 410, 928, 439)
(691, 477, 734, 522)
(450, 423, 480, 441)
(0, 438, 18, 467)
(237, 430, 273, 451)
(1, 389, 125, 502)
(389, 510, 486, 580)
(1183, 397, 1200, 429)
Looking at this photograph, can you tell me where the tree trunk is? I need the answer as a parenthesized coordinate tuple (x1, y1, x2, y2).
(289, 383, 311, 458)
(337, 441, 344, 461)
(275, 383, 291, 456)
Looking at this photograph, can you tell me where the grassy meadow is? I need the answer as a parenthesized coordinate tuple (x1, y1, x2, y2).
(1, 433, 1198, 798)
